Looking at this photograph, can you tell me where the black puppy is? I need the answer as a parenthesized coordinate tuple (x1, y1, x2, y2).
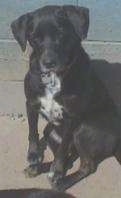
(11, 5, 121, 191)
(11, 5, 89, 175)
(0, 189, 75, 198)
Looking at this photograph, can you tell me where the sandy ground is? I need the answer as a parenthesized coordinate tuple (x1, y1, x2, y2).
(0, 115, 121, 198)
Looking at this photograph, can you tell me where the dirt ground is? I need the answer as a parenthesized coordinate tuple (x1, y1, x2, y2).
(0, 115, 121, 198)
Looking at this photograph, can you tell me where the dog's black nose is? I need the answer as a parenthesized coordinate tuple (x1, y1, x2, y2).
(43, 59, 56, 68)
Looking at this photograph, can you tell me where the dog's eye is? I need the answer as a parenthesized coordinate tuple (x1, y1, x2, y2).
(33, 37, 44, 48)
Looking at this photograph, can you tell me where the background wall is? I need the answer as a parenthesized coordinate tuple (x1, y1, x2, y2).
(0, 0, 121, 114)
(1, 0, 121, 41)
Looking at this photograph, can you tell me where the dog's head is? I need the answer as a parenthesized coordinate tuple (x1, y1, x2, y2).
(11, 5, 89, 74)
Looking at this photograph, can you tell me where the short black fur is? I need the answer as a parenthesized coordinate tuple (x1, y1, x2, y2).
(11, 5, 121, 191)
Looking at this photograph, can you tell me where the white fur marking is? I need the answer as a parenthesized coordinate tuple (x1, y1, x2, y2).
(39, 72, 63, 123)
(50, 130, 62, 144)
(48, 171, 54, 178)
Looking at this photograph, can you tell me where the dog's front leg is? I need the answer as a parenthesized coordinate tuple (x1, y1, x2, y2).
(26, 101, 40, 164)
(24, 101, 41, 177)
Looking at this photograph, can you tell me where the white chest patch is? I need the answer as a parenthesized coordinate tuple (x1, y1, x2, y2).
(38, 72, 63, 124)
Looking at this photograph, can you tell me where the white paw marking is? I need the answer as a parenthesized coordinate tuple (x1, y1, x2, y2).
(48, 171, 54, 178)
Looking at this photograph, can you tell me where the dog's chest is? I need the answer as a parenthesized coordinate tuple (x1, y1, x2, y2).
(38, 73, 63, 124)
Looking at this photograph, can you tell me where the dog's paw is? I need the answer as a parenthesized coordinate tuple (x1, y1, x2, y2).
(24, 164, 40, 178)
(27, 152, 39, 164)
(48, 171, 62, 183)
(48, 161, 64, 190)
(27, 142, 44, 165)
(48, 175, 66, 192)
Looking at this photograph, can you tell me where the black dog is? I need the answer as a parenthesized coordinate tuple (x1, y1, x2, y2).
(11, 5, 121, 191)
(11, 5, 89, 175)
(0, 189, 75, 198)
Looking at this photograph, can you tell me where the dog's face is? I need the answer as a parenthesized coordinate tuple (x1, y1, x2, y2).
(11, 5, 89, 74)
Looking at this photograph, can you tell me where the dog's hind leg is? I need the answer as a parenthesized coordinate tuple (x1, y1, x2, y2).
(51, 156, 96, 191)
(63, 143, 79, 171)
(50, 123, 100, 191)
(48, 119, 78, 183)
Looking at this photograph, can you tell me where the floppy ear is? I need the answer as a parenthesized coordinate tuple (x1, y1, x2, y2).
(11, 14, 29, 52)
(63, 5, 89, 40)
